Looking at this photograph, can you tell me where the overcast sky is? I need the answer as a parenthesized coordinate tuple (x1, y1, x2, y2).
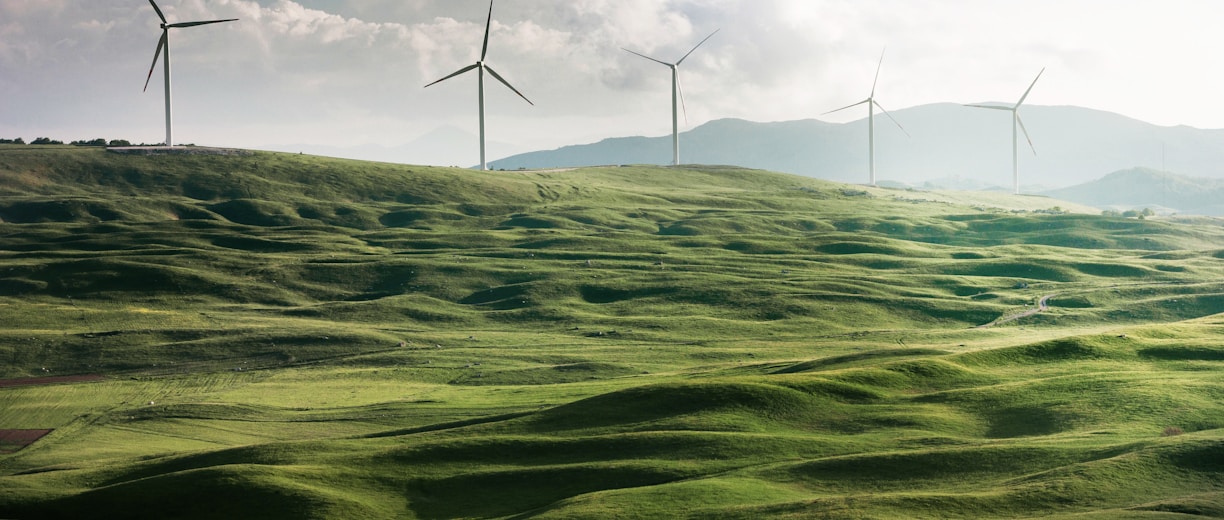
(2, 0, 1222, 165)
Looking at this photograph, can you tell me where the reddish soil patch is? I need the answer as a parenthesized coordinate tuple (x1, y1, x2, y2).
(0, 374, 105, 388)
(0, 429, 53, 453)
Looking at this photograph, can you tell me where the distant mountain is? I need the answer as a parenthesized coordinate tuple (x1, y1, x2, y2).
(267, 126, 524, 167)
(1041, 168, 1224, 216)
(490, 104, 1224, 189)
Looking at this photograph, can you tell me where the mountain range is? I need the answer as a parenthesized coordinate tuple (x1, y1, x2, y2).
(489, 104, 1224, 191)
(266, 125, 525, 167)
(1041, 167, 1224, 216)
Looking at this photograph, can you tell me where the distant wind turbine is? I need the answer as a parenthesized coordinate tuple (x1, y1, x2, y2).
(143, 0, 238, 148)
(967, 68, 1045, 195)
(823, 50, 909, 187)
(424, 0, 533, 171)
(623, 30, 719, 166)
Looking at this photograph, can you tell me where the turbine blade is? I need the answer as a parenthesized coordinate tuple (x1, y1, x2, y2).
(424, 63, 480, 88)
(677, 74, 689, 125)
(481, 0, 494, 62)
(167, 19, 239, 28)
(1016, 67, 1045, 107)
(485, 65, 534, 105)
(148, 0, 166, 24)
(874, 100, 910, 137)
(821, 99, 870, 116)
(871, 48, 886, 97)
(677, 29, 719, 66)
(1017, 113, 1036, 155)
(622, 48, 672, 67)
(965, 103, 1014, 111)
(143, 32, 167, 93)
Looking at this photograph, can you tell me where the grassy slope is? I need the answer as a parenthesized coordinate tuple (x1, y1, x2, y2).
(1, 145, 1223, 518)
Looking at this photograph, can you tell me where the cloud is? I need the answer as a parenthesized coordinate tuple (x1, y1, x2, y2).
(4, 0, 1224, 160)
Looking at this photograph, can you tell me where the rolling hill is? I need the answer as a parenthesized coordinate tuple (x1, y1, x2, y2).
(2, 145, 1223, 519)
(491, 104, 1224, 190)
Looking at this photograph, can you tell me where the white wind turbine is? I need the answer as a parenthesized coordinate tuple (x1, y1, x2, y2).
(967, 68, 1045, 195)
(143, 0, 238, 148)
(623, 30, 719, 166)
(823, 50, 908, 186)
(424, 0, 533, 171)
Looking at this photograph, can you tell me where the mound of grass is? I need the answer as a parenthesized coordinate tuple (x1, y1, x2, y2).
(956, 336, 1135, 366)
(773, 348, 948, 374)
(523, 382, 817, 434)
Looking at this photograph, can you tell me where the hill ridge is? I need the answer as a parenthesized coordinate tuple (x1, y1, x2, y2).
(491, 103, 1224, 189)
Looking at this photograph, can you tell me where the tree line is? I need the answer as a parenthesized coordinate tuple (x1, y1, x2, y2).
(0, 138, 144, 146)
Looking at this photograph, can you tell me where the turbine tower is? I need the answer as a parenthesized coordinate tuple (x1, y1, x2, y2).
(143, 0, 238, 148)
(623, 30, 719, 166)
(425, 0, 533, 171)
(967, 68, 1045, 195)
(823, 50, 908, 186)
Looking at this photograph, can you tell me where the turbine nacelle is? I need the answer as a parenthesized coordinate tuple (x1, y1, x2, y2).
(423, 0, 533, 170)
(965, 68, 1045, 194)
(142, 0, 238, 147)
(623, 30, 720, 166)
(821, 49, 907, 186)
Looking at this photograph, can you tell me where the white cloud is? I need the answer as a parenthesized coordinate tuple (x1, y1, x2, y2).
(2, 0, 1224, 162)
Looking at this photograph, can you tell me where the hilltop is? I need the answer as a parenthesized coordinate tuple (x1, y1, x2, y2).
(2, 145, 1224, 519)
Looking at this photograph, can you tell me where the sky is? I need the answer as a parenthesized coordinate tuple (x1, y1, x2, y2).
(2, 0, 1223, 166)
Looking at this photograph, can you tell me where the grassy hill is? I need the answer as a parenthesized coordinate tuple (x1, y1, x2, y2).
(2, 145, 1223, 518)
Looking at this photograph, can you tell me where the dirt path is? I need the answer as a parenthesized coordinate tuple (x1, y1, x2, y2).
(977, 294, 1055, 329)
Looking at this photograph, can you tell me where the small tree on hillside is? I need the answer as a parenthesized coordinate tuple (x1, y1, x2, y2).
(108, 139, 132, 147)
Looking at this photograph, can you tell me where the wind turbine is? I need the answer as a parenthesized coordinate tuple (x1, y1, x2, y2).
(823, 50, 908, 187)
(143, 0, 238, 148)
(424, 0, 533, 171)
(967, 68, 1045, 195)
(623, 30, 719, 166)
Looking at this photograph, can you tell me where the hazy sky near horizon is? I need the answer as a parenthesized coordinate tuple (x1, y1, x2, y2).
(2, 0, 1222, 165)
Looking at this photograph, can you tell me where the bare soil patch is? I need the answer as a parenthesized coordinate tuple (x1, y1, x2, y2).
(0, 429, 53, 453)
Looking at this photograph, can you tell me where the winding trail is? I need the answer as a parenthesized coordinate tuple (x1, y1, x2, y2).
(977, 294, 1056, 329)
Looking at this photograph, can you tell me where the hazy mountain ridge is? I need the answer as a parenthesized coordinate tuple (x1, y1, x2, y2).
(267, 125, 525, 167)
(491, 104, 1224, 189)
(1042, 167, 1224, 216)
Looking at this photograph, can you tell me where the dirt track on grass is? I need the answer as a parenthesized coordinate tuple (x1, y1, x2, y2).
(977, 294, 1055, 328)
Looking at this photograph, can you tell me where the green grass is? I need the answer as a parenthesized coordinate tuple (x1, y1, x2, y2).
(2, 145, 1224, 518)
